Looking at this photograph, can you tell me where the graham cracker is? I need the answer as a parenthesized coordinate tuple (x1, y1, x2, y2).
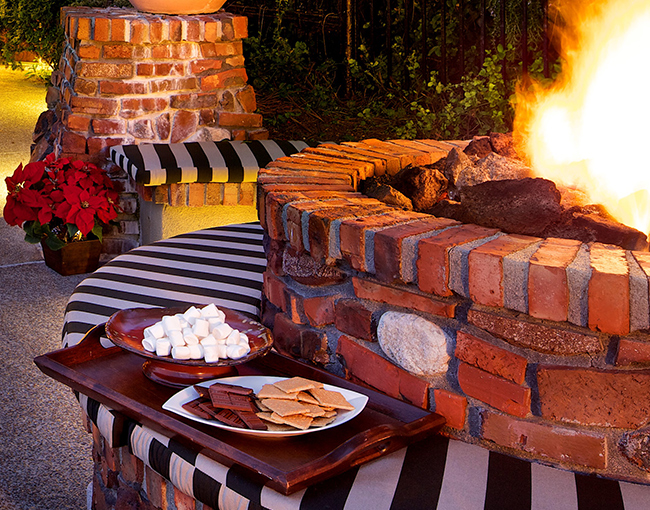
(309, 387, 355, 410)
(257, 384, 298, 400)
(273, 377, 322, 394)
(261, 398, 310, 417)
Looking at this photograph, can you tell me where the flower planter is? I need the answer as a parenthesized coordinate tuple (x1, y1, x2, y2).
(41, 239, 102, 276)
(127, 0, 228, 14)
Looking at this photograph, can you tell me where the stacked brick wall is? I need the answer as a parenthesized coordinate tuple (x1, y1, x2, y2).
(32, 7, 264, 256)
(258, 138, 650, 484)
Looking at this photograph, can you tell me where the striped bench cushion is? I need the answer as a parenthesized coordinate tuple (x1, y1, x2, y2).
(78, 393, 650, 510)
(62, 222, 265, 348)
(109, 140, 309, 186)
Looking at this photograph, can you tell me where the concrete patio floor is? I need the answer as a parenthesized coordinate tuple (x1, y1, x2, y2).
(0, 66, 92, 510)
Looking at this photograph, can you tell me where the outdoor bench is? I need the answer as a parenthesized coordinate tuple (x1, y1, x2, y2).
(54, 141, 650, 510)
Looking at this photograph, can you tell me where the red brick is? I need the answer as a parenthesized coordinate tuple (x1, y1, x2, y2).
(352, 277, 456, 318)
(78, 43, 101, 59)
(144, 466, 166, 509)
(190, 59, 223, 74)
(136, 63, 154, 76)
(217, 112, 262, 128)
(337, 335, 429, 408)
(482, 411, 607, 469)
(374, 217, 461, 283)
(273, 313, 329, 363)
(120, 98, 168, 117)
(263, 271, 287, 311)
(588, 243, 630, 335)
(94, 17, 110, 41)
(200, 41, 241, 57)
(528, 238, 582, 322)
(223, 183, 238, 206)
(128, 119, 155, 139)
(308, 204, 387, 263)
(174, 485, 196, 510)
(92, 118, 126, 135)
(335, 298, 374, 341)
(433, 389, 467, 429)
(120, 449, 144, 484)
(187, 183, 205, 206)
(149, 20, 164, 43)
(285, 198, 348, 249)
(267, 159, 358, 187)
(263, 191, 306, 240)
(291, 153, 375, 180)
(468, 234, 539, 307)
(201, 68, 248, 91)
(100, 81, 146, 95)
(103, 44, 132, 59)
(258, 169, 352, 187)
(87, 137, 125, 158)
(71, 96, 119, 116)
(204, 21, 218, 42)
(169, 183, 187, 206)
(77, 62, 133, 79)
(66, 114, 91, 132)
(331, 144, 400, 175)
(617, 337, 650, 366)
(458, 362, 531, 417)
(60, 130, 87, 153)
(417, 224, 499, 296)
(171, 43, 196, 59)
(130, 19, 149, 44)
(186, 19, 201, 41)
(303, 295, 337, 327)
(151, 44, 171, 59)
(306, 145, 389, 177)
(339, 212, 427, 271)
(232, 15, 248, 39)
(537, 365, 650, 428)
(236, 85, 257, 113)
(111, 18, 129, 42)
(77, 17, 92, 40)
(455, 331, 527, 384)
(467, 308, 602, 355)
(240, 182, 255, 206)
(388, 139, 449, 165)
(344, 139, 425, 168)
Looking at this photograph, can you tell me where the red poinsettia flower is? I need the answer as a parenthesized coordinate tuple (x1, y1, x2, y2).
(3, 154, 121, 248)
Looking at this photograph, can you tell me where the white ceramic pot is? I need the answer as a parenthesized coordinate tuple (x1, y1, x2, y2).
(128, 0, 228, 14)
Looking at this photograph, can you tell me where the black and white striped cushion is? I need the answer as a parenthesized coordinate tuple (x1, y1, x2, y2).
(77, 394, 650, 510)
(62, 222, 266, 348)
(109, 140, 309, 185)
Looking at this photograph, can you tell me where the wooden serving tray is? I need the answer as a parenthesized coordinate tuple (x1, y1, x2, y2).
(35, 324, 445, 495)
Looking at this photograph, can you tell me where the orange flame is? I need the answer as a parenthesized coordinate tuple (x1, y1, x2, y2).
(514, 0, 650, 235)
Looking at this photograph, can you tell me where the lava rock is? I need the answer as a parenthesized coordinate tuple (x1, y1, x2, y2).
(489, 132, 519, 158)
(361, 179, 413, 210)
(443, 147, 474, 190)
(392, 165, 448, 211)
(544, 208, 649, 251)
(377, 311, 450, 375)
(456, 152, 533, 189)
(464, 135, 493, 159)
(425, 199, 472, 224)
(460, 177, 563, 236)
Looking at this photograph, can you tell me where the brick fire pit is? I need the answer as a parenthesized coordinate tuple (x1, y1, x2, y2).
(258, 138, 650, 484)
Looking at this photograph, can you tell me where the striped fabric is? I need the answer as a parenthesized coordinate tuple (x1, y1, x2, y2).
(77, 393, 650, 510)
(109, 140, 310, 186)
(61, 222, 266, 348)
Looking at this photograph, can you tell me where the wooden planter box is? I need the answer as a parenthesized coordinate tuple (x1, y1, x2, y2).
(41, 239, 102, 276)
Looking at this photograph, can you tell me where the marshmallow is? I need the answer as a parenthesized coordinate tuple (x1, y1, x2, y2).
(203, 345, 219, 363)
(200, 334, 218, 347)
(183, 306, 201, 323)
(183, 333, 199, 346)
(188, 343, 204, 360)
(193, 319, 210, 338)
(239, 332, 249, 346)
(162, 315, 182, 335)
(215, 343, 228, 359)
(142, 336, 156, 352)
(212, 322, 233, 340)
(225, 329, 241, 345)
(144, 322, 165, 339)
(208, 317, 224, 327)
(155, 338, 171, 357)
(171, 346, 191, 360)
(168, 330, 185, 347)
(226, 343, 249, 359)
(200, 303, 220, 318)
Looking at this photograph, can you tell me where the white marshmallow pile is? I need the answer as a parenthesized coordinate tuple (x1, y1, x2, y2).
(140, 304, 251, 362)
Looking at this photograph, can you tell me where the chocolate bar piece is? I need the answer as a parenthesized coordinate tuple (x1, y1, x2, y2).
(198, 402, 246, 428)
(234, 409, 268, 430)
(207, 382, 254, 396)
(209, 387, 257, 412)
(193, 385, 211, 400)
(182, 398, 213, 420)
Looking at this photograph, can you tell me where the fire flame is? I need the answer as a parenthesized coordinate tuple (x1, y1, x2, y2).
(514, 0, 650, 235)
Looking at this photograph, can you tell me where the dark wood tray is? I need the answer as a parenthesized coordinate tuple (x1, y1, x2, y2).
(34, 324, 445, 495)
